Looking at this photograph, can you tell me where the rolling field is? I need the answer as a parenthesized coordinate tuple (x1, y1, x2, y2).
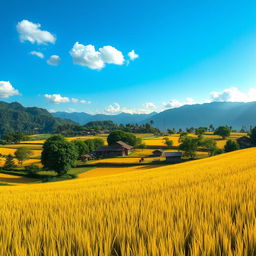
(0, 148, 255, 255)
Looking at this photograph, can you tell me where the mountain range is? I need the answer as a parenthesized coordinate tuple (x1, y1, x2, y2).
(52, 111, 157, 125)
(1, 101, 256, 135)
(53, 101, 256, 130)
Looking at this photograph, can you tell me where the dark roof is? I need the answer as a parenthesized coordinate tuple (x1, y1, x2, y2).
(95, 141, 133, 152)
(115, 141, 133, 150)
(95, 146, 123, 152)
(165, 152, 182, 157)
(153, 149, 164, 153)
(237, 136, 251, 142)
(81, 154, 92, 157)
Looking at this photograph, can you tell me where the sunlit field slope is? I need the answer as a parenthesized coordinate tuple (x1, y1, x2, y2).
(0, 148, 256, 255)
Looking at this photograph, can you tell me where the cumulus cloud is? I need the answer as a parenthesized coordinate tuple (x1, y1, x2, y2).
(210, 87, 256, 102)
(16, 20, 56, 44)
(30, 51, 44, 59)
(44, 94, 69, 104)
(99, 46, 124, 65)
(128, 50, 139, 60)
(0, 81, 20, 98)
(47, 55, 61, 66)
(70, 42, 125, 70)
(44, 94, 91, 104)
(163, 97, 196, 109)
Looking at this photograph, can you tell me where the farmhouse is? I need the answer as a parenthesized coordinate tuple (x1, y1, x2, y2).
(236, 136, 252, 149)
(94, 141, 133, 158)
(152, 149, 164, 157)
(165, 152, 182, 163)
(80, 154, 93, 162)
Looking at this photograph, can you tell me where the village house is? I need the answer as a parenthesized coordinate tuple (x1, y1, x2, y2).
(80, 154, 93, 162)
(236, 136, 252, 149)
(94, 141, 133, 158)
(165, 152, 182, 163)
(152, 149, 164, 157)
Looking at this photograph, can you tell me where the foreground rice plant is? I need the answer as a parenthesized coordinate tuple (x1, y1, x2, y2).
(0, 148, 256, 255)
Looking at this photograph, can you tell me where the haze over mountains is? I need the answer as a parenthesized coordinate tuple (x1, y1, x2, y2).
(53, 101, 256, 130)
(52, 112, 157, 125)
(1, 101, 256, 135)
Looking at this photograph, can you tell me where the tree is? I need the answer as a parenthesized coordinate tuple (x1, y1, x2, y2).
(179, 137, 199, 159)
(249, 126, 256, 145)
(179, 132, 188, 143)
(200, 138, 217, 156)
(84, 139, 96, 152)
(163, 138, 173, 148)
(92, 138, 104, 149)
(167, 128, 176, 135)
(107, 130, 137, 146)
(3, 154, 16, 170)
(14, 147, 33, 166)
(224, 140, 240, 152)
(195, 127, 207, 136)
(209, 124, 215, 132)
(41, 135, 78, 175)
(72, 140, 89, 159)
(214, 126, 231, 139)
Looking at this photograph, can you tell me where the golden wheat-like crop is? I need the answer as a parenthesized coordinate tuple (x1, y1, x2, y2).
(0, 148, 255, 255)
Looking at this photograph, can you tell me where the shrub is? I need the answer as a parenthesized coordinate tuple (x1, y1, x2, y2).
(3, 154, 16, 171)
(25, 164, 40, 174)
(224, 140, 240, 152)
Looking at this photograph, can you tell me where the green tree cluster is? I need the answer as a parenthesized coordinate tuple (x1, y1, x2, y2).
(41, 135, 78, 175)
(107, 130, 137, 146)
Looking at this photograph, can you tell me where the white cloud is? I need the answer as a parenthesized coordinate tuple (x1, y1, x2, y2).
(16, 20, 56, 44)
(163, 97, 196, 109)
(0, 81, 20, 98)
(71, 98, 91, 104)
(105, 103, 121, 114)
(30, 51, 44, 59)
(44, 94, 91, 104)
(210, 87, 256, 102)
(69, 42, 125, 70)
(128, 50, 139, 60)
(99, 46, 124, 65)
(144, 102, 156, 109)
(47, 55, 61, 66)
(44, 94, 69, 104)
(79, 99, 91, 104)
(105, 103, 155, 115)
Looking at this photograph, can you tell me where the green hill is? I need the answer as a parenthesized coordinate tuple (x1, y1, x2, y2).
(0, 101, 74, 135)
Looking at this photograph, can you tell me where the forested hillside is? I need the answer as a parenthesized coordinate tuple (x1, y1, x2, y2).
(0, 101, 74, 135)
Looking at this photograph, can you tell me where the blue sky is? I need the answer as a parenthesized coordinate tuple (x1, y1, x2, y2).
(0, 0, 255, 114)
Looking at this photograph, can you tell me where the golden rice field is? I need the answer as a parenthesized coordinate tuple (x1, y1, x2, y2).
(0, 148, 255, 255)
(0, 173, 38, 185)
(90, 156, 166, 164)
(0, 148, 42, 158)
(0, 157, 41, 167)
(1, 144, 43, 149)
(79, 166, 147, 178)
